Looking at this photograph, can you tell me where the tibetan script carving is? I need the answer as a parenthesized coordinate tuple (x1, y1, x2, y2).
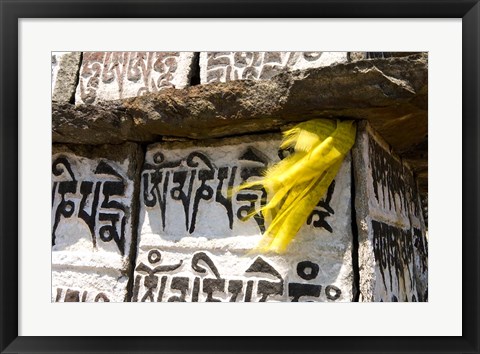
(76, 52, 194, 104)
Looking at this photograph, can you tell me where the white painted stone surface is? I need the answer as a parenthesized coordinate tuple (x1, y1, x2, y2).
(53, 272, 128, 302)
(200, 52, 348, 84)
(75, 52, 195, 105)
(134, 133, 354, 302)
(51, 144, 141, 302)
(352, 122, 428, 302)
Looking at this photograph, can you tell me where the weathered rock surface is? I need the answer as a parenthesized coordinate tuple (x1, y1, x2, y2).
(52, 52, 82, 103)
(52, 54, 427, 192)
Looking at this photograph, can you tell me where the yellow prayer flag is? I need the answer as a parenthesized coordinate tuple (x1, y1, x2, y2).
(236, 119, 357, 253)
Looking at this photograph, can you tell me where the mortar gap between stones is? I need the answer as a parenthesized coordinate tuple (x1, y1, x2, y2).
(189, 52, 201, 86)
(69, 52, 83, 105)
(124, 143, 145, 302)
(350, 146, 361, 302)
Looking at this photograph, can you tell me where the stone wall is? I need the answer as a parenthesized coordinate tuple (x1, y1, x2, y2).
(51, 143, 142, 302)
(200, 52, 348, 83)
(51, 51, 428, 302)
(352, 122, 428, 302)
(53, 51, 352, 106)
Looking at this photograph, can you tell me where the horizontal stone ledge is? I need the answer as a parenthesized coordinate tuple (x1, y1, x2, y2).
(52, 53, 427, 165)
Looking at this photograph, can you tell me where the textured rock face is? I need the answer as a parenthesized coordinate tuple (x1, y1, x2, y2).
(352, 122, 428, 302)
(200, 51, 348, 83)
(51, 143, 143, 302)
(53, 54, 427, 192)
(75, 52, 195, 105)
(133, 133, 354, 302)
(52, 52, 82, 103)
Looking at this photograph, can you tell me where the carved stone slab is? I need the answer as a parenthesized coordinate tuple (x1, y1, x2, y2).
(75, 52, 195, 105)
(51, 143, 143, 302)
(352, 122, 428, 302)
(200, 52, 348, 84)
(134, 133, 354, 302)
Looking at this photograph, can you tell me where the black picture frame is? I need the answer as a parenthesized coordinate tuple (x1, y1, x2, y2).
(1, 1, 478, 353)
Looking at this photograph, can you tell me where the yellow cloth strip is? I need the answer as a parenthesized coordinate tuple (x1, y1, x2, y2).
(237, 119, 357, 253)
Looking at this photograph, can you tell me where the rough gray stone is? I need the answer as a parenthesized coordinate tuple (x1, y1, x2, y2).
(52, 102, 156, 144)
(52, 52, 82, 103)
(52, 54, 427, 193)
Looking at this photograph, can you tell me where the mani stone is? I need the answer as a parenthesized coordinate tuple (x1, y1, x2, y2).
(51, 143, 143, 302)
(75, 52, 195, 105)
(352, 121, 428, 302)
(52, 52, 82, 103)
(133, 133, 354, 302)
(200, 51, 348, 84)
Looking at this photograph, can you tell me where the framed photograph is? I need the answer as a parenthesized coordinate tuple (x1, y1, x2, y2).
(1, 1, 478, 353)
